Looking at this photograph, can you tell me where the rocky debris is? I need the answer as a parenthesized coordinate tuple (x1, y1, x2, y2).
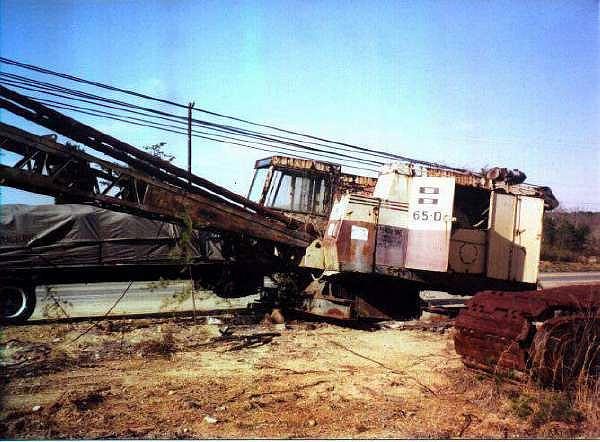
(132, 329, 177, 357)
(1, 340, 50, 368)
(261, 313, 273, 326)
(270, 309, 285, 324)
(0, 339, 72, 379)
(37, 387, 111, 423)
(378, 321, 405, 330)
(183, 398, 202, 409)
(206, 326, 281, 352)
(206, 317, 223, 325)
(70, 389, 107, 411)
(203, 415, 218, 424)
(377, 319, 453, 333)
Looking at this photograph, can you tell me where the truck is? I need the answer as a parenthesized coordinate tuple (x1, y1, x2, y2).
(0, 203, 265, 322)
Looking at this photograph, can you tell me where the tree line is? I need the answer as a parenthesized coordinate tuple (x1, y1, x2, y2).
(541, 212, 598, 262)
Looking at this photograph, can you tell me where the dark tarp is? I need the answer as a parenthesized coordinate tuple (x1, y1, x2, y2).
(0, 204, 224, 270)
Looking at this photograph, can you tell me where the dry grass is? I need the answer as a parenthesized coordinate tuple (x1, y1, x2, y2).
(410, 320, 600, 438)
(1, 317, 599, 438)
(434, 367, 598, 438)
(539, 260, 600, 272)
(574, 378, 600, 430)
(465, 313, 600, 438)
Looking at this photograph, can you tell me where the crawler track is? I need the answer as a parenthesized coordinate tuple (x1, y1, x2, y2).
(454, 284, 600, 386)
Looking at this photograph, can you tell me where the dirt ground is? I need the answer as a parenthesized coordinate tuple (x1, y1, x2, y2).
(1, 313, 598, 439)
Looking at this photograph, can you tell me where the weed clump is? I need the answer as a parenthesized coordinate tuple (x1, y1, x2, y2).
(509, 390, 583, 429)
(509, 393, 534, 419)
(159, 281, 194, 309)
(41, 288, 73, 320)
(531, 392, 583, 427)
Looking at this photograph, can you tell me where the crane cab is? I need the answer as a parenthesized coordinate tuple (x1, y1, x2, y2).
(247, 156, 376, 235)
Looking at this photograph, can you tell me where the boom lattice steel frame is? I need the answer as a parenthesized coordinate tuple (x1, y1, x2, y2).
(0, 86, 314, 249)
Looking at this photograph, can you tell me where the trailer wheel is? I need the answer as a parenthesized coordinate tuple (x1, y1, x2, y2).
(1, 284, 36, 324)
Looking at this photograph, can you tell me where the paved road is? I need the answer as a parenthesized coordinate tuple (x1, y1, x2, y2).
(538, 272, 600, 289)
(29, 272, 599, 321)
(30, 280, 259, 321)
(421, 272, 600, 308)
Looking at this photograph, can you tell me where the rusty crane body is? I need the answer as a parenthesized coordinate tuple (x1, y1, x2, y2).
(297, 159, 559, 320)
(0, 85, 597, 384)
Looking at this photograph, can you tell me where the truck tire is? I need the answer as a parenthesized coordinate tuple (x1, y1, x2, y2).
(1, 284, 36, 324)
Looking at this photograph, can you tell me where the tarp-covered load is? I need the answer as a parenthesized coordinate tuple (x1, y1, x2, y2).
(0, 204, 224, 269)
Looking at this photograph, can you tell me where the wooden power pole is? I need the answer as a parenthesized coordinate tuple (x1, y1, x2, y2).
(187, 101, 195, 185)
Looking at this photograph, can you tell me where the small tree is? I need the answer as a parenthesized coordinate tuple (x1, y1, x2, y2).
(142, 142, 175, 162)
(542, 214, 592, 262)
(543, 216, 557, 246)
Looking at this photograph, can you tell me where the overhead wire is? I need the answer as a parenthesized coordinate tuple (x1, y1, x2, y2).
(0, 73, 387, 167)
(0, 57, 482, 172)
(43, 99, 382, 170)
(1, 71, 369, 154)
(7, 57, 585, 176)
(1, 69, 384, 158)
(0, 72, 402, 164)
(0, 89, 381, 171)
(7, 91, 381, 173)
(9, 69, 595, 155)
(3, 56, 596, 170)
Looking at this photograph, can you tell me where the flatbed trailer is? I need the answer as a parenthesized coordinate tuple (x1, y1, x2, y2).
(0, 203, 267, 321)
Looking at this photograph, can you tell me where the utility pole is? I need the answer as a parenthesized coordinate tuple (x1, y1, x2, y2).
(187, 101, 195, 185)
(187, 101, 196, 320)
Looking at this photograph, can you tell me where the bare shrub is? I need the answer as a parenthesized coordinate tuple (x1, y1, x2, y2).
(132, 328, 177, 357)
(41, 287, 73, 320)
(503, 312, 600, 435)
(529, 314, 600, 388)
(574, 377, 600, 433)
(159, 280, 194, 310)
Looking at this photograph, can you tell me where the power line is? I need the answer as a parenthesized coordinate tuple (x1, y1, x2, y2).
(8, 56, 590, 150)
(43, 99, 381, 169)
(0, 57, 483, 173)
(8, 57, 585, 179)
(10, 92, 381, 173)
(0, 73, 387, 164)
(0, 82, 382, 170)
(0, 72, 410, 164)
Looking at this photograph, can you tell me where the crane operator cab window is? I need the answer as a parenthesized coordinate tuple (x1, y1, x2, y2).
(248, 166, 332, 217)
(248, 167, 268, 203)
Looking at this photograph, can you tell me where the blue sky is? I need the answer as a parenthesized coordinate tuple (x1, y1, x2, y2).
(1, 0, 598, 210)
